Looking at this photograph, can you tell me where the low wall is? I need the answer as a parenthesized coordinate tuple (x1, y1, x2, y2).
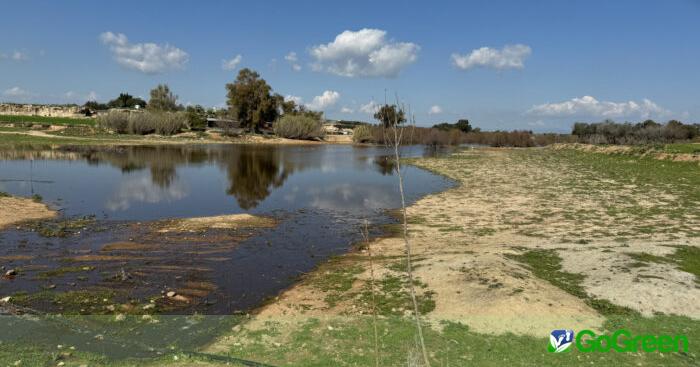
(0, 103, 83, 118)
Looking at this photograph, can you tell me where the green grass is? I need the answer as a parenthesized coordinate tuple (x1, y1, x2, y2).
(506, 249, 636, 316)
(214, 314, 698, 367)
(23, 216, 95, 237)
(0, 114, 95, 126)
(669, 246, 700, 284)
(35, 266, 95, 280)
(660, 143, 700, 154)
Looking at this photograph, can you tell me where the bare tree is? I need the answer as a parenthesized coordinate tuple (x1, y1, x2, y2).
(382, 96, 430, 367)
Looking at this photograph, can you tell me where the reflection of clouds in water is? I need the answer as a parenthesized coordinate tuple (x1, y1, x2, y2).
(307, 183, 394, 211)
(283, 185, 300, 203)
(106, 176, 188, 211)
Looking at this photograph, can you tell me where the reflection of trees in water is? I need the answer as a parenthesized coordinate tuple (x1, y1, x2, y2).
(222, 148, 292, 209)
(373, 156, 396, 175)
(9, 145, 321, 209)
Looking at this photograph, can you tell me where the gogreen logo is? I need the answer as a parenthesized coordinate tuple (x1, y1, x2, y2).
(548, 329, 689, 353)
(549, 329, 574, 353)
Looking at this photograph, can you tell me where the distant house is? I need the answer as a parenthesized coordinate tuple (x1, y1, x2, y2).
(323, 122, 354, 135)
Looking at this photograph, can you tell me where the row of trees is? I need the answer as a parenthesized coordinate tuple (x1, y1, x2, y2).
(88, 68, 324, 137)
(572, 119, 700, 144)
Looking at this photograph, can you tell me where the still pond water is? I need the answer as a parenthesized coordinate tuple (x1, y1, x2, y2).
(0, 144, 453, 313)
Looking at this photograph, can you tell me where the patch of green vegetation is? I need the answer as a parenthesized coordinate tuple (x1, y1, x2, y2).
(220, 315, 698, 367)
(660, 143, 700, 154)
(437, 225, 463, 232)
(357, 274, 435, 316)
(668, 246, 700, 284)
(35, 266, 95, 280)
(25, 215, 95, 237)
(0, 114, 95, 126)
(10, 289, 117, 314)
(30, 193, 42, 202)
(473, 227, 497, 236)
(310, 258, 364, 307)
(507, 249, 635, 316)
(626, 252, 672, 265)
(0, 191, 10, 197)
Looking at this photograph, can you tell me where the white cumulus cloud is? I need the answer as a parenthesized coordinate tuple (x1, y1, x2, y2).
(222, 55, 242, 70)
(310, 28, 419, 78)
(527, 96, 670, 119)
(452, 44, 531, 70)
(305, 90, 340, 111)
(284, 95, 303, 105)
(285, 52, 301, 71)
(99, 31, 189, 74)
(360, 101, 380, 114)
(340, 106, 354, 113)
(428, 105, 443, 114)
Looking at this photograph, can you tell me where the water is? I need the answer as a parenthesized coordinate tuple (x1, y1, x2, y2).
(0, 144, 453, 313)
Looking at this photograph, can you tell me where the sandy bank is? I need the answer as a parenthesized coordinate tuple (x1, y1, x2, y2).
(0, 195, 56, 229)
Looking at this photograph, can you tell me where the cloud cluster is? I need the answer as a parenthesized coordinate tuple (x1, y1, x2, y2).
(452, 44, 531, 70)
(360, 101, 380, 114)
(0, 50, 28, 61)
(428, 105, 443, 114)
(285, 52, 301, 71)
(527, 95, 670, 119)
(310, 29, 419, 78)
(99, 31, 189, 74)
(222, 55, 242, 70)
(305, 90, 340, 110)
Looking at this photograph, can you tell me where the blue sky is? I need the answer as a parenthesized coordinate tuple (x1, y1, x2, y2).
(1, 0, 698, 131)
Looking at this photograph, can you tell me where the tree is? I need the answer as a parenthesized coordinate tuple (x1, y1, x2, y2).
(148, 84, 179, 111)
(280, 98, 324, 121)
(432, 119, 472, 133)
(226, 68, 280, 131)
(373, 104, 406, 128)
(107, 93, 147, 109)
(185, 105, 208, 130)
(83, 100, 108, 111)
(455, 119, 472, 133)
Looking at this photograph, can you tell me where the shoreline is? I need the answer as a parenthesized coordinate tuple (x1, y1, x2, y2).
(202, 145, 699, 365)
(0, 127, 354, 147)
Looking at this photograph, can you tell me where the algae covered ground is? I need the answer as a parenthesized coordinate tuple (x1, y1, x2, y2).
(1, 146, 698, 366)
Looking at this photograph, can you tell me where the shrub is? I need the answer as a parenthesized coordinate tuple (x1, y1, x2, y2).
(96, 111, 186, 135)
(352, 124, 373, 143)
(126, 112, 156, 135)
(97, 111, 129, 133)
(274, 114, 325, 140)
(153, 112, 187, 135)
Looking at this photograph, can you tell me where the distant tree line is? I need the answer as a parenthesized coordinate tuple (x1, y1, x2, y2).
(572, 119, 699, 145)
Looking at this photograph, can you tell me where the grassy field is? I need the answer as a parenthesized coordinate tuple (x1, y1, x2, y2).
(0, 114, 95, 126)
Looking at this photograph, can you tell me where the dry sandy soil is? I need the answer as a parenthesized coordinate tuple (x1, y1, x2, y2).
(0, 196, 56, 229)
(211, 147, 699, 350)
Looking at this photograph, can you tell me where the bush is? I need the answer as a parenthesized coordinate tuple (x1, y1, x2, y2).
(153, 112, 187, 135)
(274, 114, 325, 140)
(97, 111, 186, 135)
(572, 119, 699, 145)
(97, 111, 129, 133)
(352, 124, 373, 143)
